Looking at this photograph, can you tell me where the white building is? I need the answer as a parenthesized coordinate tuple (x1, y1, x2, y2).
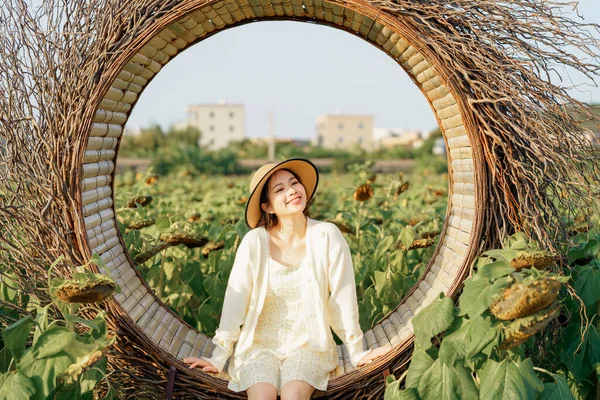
(373, 127, 424, 148)
(181, 103, 245, 150)
(315, 114, 374, 151)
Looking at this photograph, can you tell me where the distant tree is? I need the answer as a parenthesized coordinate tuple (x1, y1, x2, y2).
(138, 124, 165, 150)
(167, 125, 201, 147)
(371, 144, 416, 160)
(119, 123, 165, 157)
(226, 139, 268, 158)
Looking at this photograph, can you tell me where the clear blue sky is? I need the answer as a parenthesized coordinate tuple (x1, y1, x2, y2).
(124, 1, 600, 140)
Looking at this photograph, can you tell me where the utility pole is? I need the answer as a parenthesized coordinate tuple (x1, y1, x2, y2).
(268, 106, 275, 161)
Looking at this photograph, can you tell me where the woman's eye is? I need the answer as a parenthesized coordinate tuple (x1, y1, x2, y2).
(275, 189, 283, 193)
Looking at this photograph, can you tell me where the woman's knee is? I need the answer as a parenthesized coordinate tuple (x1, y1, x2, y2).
(246, 382, 278, 400)
(280, 380, 315, 400)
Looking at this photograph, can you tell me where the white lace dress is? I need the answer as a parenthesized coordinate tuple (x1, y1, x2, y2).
(227, 256, 339, 394)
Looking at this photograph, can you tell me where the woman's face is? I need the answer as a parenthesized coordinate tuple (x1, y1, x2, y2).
(261, 169, 307, 218)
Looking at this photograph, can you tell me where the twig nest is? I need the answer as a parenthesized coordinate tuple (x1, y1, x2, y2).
(510, 253, 556, 270)
(490, 277, 562, 320)
(125, 195, 153, 208)
(500, 301, 561, 349)
(354, 183, 373, 201)
(54, 275, 116, 303)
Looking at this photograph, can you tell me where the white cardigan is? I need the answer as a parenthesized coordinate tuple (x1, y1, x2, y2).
(202, 218, 370, 373)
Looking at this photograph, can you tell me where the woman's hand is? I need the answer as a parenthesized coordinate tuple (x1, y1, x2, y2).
(183, 357, 218, 373)
(357, 346, 392, 366)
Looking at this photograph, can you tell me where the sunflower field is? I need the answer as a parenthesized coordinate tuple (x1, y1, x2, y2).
(113, 161, 448, 336)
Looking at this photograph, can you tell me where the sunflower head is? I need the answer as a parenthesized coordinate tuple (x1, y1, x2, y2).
(145, 175, 159, 185)
(354, 184, 373, 202)
(53, 274, 116, 303)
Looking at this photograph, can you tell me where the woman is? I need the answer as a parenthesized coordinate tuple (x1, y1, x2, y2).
(183, 158, 390, 399)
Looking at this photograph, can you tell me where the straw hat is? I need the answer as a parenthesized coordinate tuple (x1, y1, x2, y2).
(245, 158, 319, 229)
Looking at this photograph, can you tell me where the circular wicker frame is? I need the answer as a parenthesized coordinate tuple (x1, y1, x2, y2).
(78, 0, 484, 397)
(3, 0, 600, 398)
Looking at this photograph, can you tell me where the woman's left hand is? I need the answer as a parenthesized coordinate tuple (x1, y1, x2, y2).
(357, 346, 392, 366)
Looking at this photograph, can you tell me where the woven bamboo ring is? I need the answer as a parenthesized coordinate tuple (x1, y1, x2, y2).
(78, 0, 484, 397)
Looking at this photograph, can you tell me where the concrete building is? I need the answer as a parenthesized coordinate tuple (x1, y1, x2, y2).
(315, 114, 373, 151)
(182, 103, 245, 150)
(373, 127, 424, 148)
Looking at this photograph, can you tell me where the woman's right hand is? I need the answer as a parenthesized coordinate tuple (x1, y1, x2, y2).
(183, 357, 218, 373)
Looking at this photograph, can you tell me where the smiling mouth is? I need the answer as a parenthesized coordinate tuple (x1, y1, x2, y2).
(287, 196, 301, 204)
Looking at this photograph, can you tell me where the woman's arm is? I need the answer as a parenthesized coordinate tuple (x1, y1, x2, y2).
(327, 228, 371, 367)
(200, 234, 253, 372)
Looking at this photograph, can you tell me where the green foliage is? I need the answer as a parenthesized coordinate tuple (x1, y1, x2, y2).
(438, 314, 501, 368)
(558, 323, 600, 382)
(385, 219, 600, 399)
(384, 232, 576, 399)
(0, 371, 36, 400)
(412, 295, 455, 349)
(538, 371, 576, 400)
(151, 143, 243, 176)
(535, 221, 600, 396)
(118, 124, 166, 157)
(478, 358, 543, 400)
(114, 161, 448, 335)
(418, 358, 478, 399)
(458, 274, 508, 318)
(0, 258, 116, 400)
(2, 316, 34, 362)
(570, 261, 600, 308)
(165, 125, 201, 147)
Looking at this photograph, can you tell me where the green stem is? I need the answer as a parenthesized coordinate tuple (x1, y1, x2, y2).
(355, 201, 360, 238)
(533, 366, 554, 378)
(67, 303, 78, 331)
(396, 369, 409, 385)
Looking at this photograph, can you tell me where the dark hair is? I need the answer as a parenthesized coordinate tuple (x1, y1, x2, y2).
(256, 168, 311, 231)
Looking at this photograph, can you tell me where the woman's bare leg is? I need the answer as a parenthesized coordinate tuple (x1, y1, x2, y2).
(246, 383, 278, 400)
(280, 380, 315, 400)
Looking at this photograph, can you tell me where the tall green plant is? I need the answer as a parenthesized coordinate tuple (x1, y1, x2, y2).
(0, 257, 117, 400)
(384, 233, 573, 399)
